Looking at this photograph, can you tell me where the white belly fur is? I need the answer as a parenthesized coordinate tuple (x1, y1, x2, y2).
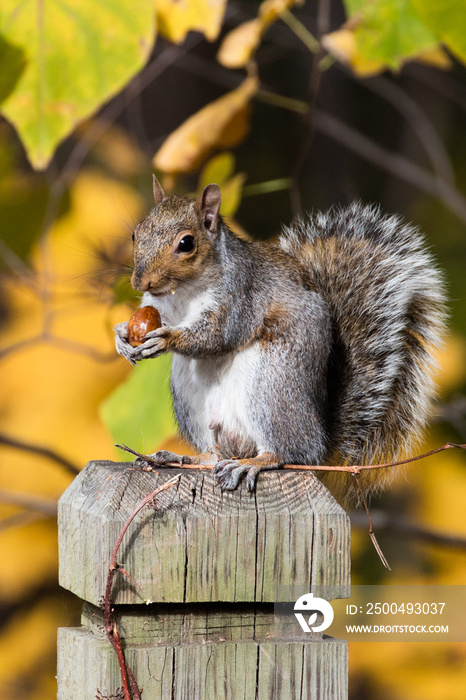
(171, 343, 262, 454)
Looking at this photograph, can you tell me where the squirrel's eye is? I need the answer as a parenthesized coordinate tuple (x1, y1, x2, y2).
(177, 235, 195, 253)
(132, 232, 135, 242)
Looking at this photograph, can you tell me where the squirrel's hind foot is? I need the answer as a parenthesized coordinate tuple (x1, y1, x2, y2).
(213, 453, 284, 491)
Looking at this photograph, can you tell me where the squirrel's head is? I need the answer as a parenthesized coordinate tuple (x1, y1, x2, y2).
(131, 175, 221, 296)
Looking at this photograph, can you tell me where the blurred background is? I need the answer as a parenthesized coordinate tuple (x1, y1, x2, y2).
(0, 0, 465, 698)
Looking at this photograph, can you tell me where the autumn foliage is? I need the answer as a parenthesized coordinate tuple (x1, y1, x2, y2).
(1, 0, 466, 698)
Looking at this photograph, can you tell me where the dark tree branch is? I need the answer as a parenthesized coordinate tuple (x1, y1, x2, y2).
(313, 108, 466, 223)
(350, 510, 466, 551)
(0, 431, 80, 476)
(360, 74, 456, 185)
(0, 489, 58, 515)
(290, 0, 332, 217)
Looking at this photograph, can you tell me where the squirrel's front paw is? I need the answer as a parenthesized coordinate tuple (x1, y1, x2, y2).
(131, 327, 171, 361)
(114, 322, 138, 366)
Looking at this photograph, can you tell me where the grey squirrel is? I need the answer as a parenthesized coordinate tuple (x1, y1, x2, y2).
(114, 176, 446, 496)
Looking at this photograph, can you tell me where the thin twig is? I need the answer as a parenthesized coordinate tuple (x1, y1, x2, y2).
(44, 334, 118, 362)
(279, 9, 320, 53)
(116, 441, 466, 571)
(350, 510, 466, 551)
(0, 510, 48, 533)
(351, 473, 391, 570)
(116, 442, 466, 475)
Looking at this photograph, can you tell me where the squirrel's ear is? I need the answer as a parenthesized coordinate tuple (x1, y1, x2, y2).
(196, 184, 221, 233)
(152, 175, 165, 205)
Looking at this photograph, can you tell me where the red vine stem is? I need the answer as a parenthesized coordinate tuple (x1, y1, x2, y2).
(103, 474, 180, 700)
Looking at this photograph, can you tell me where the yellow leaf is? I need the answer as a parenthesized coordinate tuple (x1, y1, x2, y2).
(199, 152, 236, 188)
(217, 0, 302, 68)
(258, 0, 303, 24)
(0, 0, 155, 169)
(435, 334, 466, 393)
(0, 596, 66, 692)
(0, 172, 144, 506)
(153, 77, 258, 174)
(199, 153, 245, 217)
(156, 0, 227, 43)
(217, 18, 263, 68)
(322, 28, 386, 77)
(219, 172, 246, 217)
(415, 45, 452, 70)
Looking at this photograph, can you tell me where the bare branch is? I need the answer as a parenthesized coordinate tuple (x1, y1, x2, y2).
(0, 332, 119, 364)
(0, 510, 49, 533)
(361, 75, 456, 185)
(0, 489, 58, 515)
(0, 336, 43, 361)
(350, 510, 466, 551)
(0, 430, 80, 476)
(290, 0, 332, 217)
(116, 442, 466, 475)
(313, 109, 466, 223)
(44, 334, 118, 362)
(350, 473, 391, 569)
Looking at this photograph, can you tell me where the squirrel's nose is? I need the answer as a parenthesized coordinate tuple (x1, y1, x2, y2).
(131, 269, 151, 292)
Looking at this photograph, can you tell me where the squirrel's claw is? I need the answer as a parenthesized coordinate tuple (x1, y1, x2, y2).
(113, 323, 170, 364)
(132, 327, 169, 360)
(214, 453, 283, 490)
(213, 459, 259, 491)
(114, 322, 138, 366)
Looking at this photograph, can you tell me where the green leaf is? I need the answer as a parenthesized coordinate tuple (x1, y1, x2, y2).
(410, 0, 466, 64)
(0, 0, 155, 169)
(0, 35, 26, 104)
(100, 355, 177, 460)
(342, 0, 438, 71)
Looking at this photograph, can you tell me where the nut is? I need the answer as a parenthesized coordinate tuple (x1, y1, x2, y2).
(128, 306, 162, 347)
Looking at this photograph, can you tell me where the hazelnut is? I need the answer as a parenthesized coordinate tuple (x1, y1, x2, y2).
(128, 306, 162, 347)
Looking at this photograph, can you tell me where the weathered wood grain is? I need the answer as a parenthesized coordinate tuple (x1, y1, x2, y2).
(58, 461, 350, 699)
(58, 461, 350, 605)
(59, 604, 348, 700)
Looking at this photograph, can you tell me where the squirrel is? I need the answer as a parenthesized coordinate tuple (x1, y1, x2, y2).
(114, 176, 446, 498)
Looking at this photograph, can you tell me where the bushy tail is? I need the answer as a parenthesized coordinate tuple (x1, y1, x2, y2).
(279, 203, 446, 492)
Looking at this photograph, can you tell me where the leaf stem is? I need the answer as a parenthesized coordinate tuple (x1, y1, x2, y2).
(242, 178, 292, 197)
(279, 9, 320, 53)
(256, 88, 308, 114)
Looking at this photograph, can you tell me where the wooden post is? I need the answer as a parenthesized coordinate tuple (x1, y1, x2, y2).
(57, 460, 350, 699)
